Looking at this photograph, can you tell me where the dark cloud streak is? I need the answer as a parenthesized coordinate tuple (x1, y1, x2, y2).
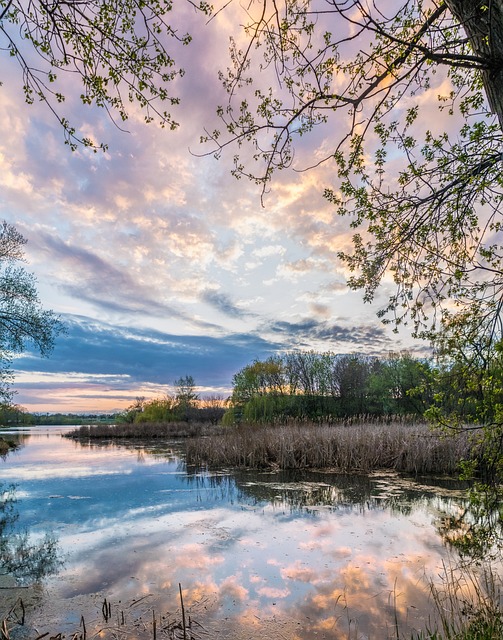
(14, 315, 282, 389)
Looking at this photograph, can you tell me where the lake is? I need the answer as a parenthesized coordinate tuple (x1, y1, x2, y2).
(0, 425, 499, 639)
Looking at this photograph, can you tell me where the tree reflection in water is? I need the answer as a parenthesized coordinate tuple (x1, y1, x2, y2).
(1, 484, 61, 584)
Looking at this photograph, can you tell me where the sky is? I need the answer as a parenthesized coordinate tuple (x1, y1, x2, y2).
(0, 2, 441, 413)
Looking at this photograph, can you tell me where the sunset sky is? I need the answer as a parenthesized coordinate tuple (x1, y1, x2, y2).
(0, 2, 445, 413)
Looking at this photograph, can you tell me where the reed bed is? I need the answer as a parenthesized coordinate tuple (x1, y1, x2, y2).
(65, 421, 221, 440)
(185, 420, 474, 475)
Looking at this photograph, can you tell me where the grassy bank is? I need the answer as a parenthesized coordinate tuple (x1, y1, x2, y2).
(185, 419, 474, 475)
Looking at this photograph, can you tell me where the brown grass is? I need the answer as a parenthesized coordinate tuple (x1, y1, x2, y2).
(185, 419, 473, 475)
(65, 421, 221, 440)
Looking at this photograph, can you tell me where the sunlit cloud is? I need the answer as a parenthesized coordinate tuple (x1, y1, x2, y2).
(0, 0, 426, 413)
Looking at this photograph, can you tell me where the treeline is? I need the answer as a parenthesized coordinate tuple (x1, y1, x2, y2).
(223, 351, 433, 424)
(118, 376, 226, 425)
(0, 406, 120, 426)
(0, 404, 35, 425)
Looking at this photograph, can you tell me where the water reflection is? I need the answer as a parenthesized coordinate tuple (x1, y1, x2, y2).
(0, 429, 500, 639)
(0, 483, 61, 583)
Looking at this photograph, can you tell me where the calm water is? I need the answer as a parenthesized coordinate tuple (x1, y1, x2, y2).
(0, 426, 497, 639)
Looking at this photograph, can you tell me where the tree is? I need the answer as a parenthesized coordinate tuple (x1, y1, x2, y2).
(226, 350, 435, 423)
(0, 221, 64, 404)
(174, 374, 198, 419)
(205, 0, 502, 344)
(230, 357, 286, 406)
(0, 0, 210, 149)
(367, 352, 433, 416)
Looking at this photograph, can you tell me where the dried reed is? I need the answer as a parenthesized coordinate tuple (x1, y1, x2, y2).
(185, 419, 473, 475)
(65, 421, 221, 440)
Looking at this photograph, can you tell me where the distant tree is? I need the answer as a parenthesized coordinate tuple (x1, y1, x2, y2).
(136, 395, 177, 423)
(120, 396, 147, 423)
(174, 375, 199, 419)
(0, 222, 64, 407)
(0, 403, 33, 425)
(225, 350, 437, 423)
(367, 352, 433, 416)
(198, 395, 227, 424)
(284, 351, 331, 398)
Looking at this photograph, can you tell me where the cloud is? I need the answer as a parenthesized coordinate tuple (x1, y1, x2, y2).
(13, 314, 283, 394)
(264, 318, 390, 350)
(252, 245, 286, 258)
(201, 289, 249, 319)
(34, 233, 220, 327)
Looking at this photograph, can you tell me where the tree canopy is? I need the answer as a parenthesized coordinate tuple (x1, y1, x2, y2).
(225, 350, 433, 423)
(204, 0, 503, 345)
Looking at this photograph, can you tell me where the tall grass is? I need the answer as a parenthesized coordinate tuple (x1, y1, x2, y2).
(413, 562, 503, 639)
(65, 421, 220, 440)
(185, 419, 473, 475)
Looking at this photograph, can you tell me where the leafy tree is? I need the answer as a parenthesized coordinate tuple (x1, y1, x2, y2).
(121, 396, 147, 423)
(231, 357, 286, 406)
(330, 354, 375, 416)
(205, 0, 502, 343)
(174, 375, 199, 419)
(426, 316, 503, 482)
(0, 221, 64, 406)
(0, 0, 211, 149)
(367, 352, 433, 416)
(136, 395, 177, 423)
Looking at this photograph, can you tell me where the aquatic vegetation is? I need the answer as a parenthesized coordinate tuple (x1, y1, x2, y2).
(413, 562, 503, 640)
(185, 419, 473, 476)
(66, 420, 221, 440)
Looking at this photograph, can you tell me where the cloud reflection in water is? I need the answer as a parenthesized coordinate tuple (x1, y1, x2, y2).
(0, 431, 494, 639)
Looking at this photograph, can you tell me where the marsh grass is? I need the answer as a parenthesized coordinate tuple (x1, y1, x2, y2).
(185, 419, 473, 475)
(66, 421, 221, 441)
(0, 439, 9, 456)
(413, 562, 503, 639)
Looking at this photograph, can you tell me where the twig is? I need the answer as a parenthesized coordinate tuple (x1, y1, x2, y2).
(179, 583, 187, 640)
